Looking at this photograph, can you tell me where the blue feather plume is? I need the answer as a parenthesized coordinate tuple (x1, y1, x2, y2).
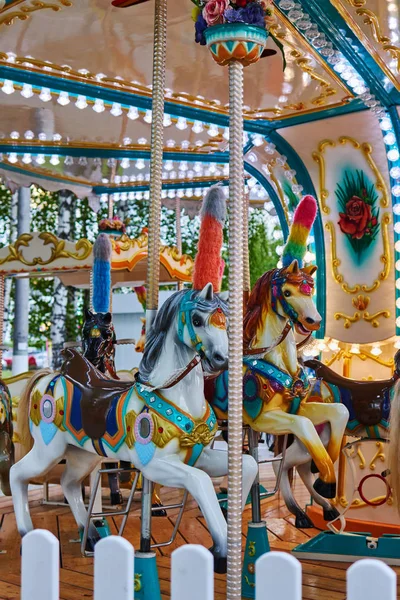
(92, 233, 112, 313)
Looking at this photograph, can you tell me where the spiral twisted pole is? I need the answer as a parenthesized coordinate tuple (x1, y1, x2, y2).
(227, 60, 245, 600)
(146, 0, 167, 323)
(243, 192, 250, 305)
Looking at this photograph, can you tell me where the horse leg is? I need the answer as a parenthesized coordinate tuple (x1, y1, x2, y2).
(10, 436, 67, 537)
(61, 446, 102, 551)
(195, 448, 258, 512)
(253, 410, 336, 498)
(298, 402, 348, 464)
(143, 457, 228, 573)
(273, 439, 315, 528)
(296, 462, 340, 522)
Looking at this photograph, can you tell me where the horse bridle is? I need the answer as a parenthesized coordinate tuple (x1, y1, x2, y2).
(245, 269, 312, 357)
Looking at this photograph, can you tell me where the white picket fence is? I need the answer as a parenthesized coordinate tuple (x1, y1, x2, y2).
(21, 529, 397, 600)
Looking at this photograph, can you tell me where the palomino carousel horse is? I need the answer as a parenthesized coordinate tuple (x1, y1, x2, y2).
(0, 379, 14, 495)
(276, 354, 400, 528)
(206, 195, 349, 501)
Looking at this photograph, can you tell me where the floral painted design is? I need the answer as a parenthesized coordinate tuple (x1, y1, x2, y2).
(336, 170, 380, 262)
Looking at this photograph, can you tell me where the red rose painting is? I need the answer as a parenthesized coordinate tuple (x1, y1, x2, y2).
(336, 170, 380, 261)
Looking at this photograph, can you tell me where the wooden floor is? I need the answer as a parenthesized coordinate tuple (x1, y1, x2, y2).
(0, 463, 399, 599)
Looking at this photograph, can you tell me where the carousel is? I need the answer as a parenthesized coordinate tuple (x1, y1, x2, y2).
(0, 0, 399, 599)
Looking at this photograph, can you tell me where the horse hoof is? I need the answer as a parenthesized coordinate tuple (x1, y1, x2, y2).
(110, 492, 123, 506)
(310, 460, 319, 474)
(152, 503, 167, 517)
(313, 478, 336, 499)
(295, 513, 314, 529)
(209, 546, 227, 574)
(323, 506, 340, 521)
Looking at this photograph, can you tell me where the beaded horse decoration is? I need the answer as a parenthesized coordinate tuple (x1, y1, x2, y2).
(208, 195, 349, 500)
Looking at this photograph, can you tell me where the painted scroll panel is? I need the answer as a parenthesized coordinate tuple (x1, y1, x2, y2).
(280, 111, 395, 344)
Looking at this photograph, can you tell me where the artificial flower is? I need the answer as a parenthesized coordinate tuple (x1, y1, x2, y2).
(192, 5, 202, 20)
(195, 13, 208, 44)
(224, 7, 246, 22)
(203, 0, 228, 26)
(235, 0, 249, 6)
(240, 1, 265, 27)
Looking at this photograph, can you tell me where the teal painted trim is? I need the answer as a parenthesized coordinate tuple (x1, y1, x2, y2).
(297, 0, 393, 105)
(94, 178, 230, 195)
(0, 161, 91, 188)
(268, 131, 326, 338)
(388, 107, 400, 336)
(244, 161, 289, 239)
(0, 144, 229, 162)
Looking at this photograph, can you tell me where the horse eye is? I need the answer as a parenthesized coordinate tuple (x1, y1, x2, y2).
(192, 317, 202, 327)
(284, 290, 291, 298)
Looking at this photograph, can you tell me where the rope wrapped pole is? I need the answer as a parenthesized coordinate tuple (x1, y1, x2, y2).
(227, 59, 245, 600)
(145, 0, 167, 328)
(243, 192, 250, 307)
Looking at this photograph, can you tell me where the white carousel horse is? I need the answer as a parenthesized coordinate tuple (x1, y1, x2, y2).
(10, 284, 258, 570)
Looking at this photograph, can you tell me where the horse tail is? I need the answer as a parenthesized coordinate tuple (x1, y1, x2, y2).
(93, 233, 112, 313)
(193, 185, 226, 292)
(17, 369, 52, 458)
(389, 380, 400, 512)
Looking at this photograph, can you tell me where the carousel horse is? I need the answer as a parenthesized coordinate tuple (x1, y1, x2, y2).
(0, 379, 14, 495)
(275, 353, 400, 528)
(206, 195, 349, 501)
(388, 380, 400, 512)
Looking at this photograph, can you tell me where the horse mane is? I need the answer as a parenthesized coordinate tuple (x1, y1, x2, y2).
(243, 269, 276, 349)
(138, 288, 228, 382)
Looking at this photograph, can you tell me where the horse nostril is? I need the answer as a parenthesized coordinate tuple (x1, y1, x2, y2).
(213, 352, 226, 365)
(305, 317, 315, 325)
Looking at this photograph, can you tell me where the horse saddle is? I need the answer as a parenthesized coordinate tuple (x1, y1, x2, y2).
(304, 358, 397, 427)
(60, 348, 135, 440)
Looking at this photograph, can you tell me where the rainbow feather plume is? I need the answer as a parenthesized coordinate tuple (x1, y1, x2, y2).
(134, 286, 147, 311)
(92, 233, 112, 313)
(281, 195, 317, 268)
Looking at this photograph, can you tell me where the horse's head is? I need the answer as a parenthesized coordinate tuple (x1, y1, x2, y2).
(177, 284, 229, 374)
(82, 308, 116, 372)
(135, 317, 146, 353)
(272, 260, 321, 335)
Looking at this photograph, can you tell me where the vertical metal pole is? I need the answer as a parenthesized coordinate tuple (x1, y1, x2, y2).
(13, 187, 31, 375)
(227, 60, 244, 600)
(141, 0, 167, 579)
(248, 429, 261, 524)
(108, 194, 114, 220)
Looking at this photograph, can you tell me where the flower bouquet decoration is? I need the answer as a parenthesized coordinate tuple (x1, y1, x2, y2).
(98, 215, 129, 237)
(191, 0, 285, 67)
(336, 169, 380, 263)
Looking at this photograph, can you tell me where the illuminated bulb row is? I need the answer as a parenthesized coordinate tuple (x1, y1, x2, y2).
(107, 186, 223, 202)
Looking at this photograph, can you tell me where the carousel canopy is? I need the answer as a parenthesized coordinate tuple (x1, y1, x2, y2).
(0, 0, 399, 346)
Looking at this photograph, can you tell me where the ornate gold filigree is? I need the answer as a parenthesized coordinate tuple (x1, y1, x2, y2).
(180, 422, 216, 448)
(0, 1, 72, 27)
(369, 441, 385, 470)
(29, 390, 41, 426)
(0, 232, 91, 267)
(151, 412, 180, 449)
(324, 348, 394, 370)
(352, 294, 369, 311)
(334, 308, 390, 328)
(54, 397, 66, 431)
(325, 212, 391, 295)
(331, 0, 400, 89)
(125, 410, 137, 449)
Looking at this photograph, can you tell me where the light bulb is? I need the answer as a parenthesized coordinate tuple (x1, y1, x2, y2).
(138, 137, 147, 145)
(127, 106, 139, 120)
(22, 153, 32, 164)
(10, 131, 19, 139)
(370, 344, 382, 356)
(8, 153, 18, 163)
(24, 130, 34, 140)
(136, 159, 145, 170)
(252, 134, 264, 146)
(179, 161, 188, 172)
(350, 344, 360, 354)
(163, 114, 172, 127)
(75, 95, 87, 109)
(391, 166, 400, 179)
(223, 128, 229, 140)
(380, 118, 392, 131)
(387, 149, 399, 161)
(121, 158, 130, 169)
(57, 91, 70, 106)
(328, 339, 339, 351)
(93, 99, 105, 113)
(78, 156, 87, 166)
(39, 87, 52, 102)
(165, 160, 173, 171)
(192, 120, 203, 134)
(392, 185, 400, 197)
(384, 132, 396, 145)
(176, 117, 187, 130)
(110, 102, 122, 116)
(64, 156, 73, 166)
(2, 80, 14, 95)
(208, 125, 219, 137)
(50, 154, 60, 165)
(36, 154, 45, 165)
(144, 110, 152, 123)
(21, 84, 33, 99)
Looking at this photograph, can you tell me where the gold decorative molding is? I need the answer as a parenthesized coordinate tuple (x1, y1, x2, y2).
(334, 308, 390, 329)
(0, 232, 91, 267)
(369, 441, 385, 470)
(0, 1, 72, 27)
(324, 348, 395, 370)
(125, 410, 136, 450)
(331, 0, 400, 90)
(325, 212, 391, 295)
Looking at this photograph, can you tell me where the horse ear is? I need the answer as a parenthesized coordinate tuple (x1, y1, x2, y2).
(103, 312, 112, 325)
(84, 308, 93, 320)
(219, 291, 229, 302)
(302, 265, 318, 276)
(285, 260, 299, 274)
(199, 283, 214, 301)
